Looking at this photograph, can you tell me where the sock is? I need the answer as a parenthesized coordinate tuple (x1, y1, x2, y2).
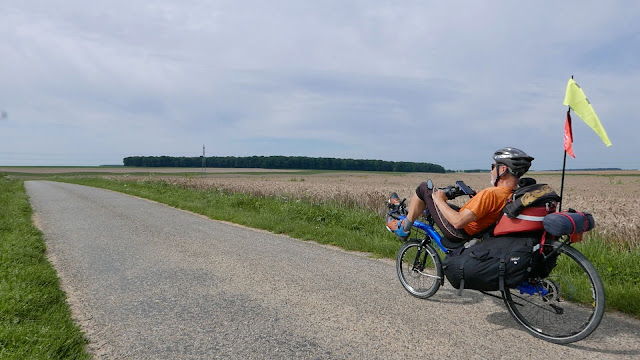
(403, 218, 413, 232)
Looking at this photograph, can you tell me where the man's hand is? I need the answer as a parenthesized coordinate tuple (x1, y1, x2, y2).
(431, 189, 477, 229)
(431, 189, 448, 202)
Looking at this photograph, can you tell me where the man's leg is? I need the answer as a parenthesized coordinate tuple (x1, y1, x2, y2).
(390, 182, 469, 242)
(406, 194, 426, 225)
(390, 188, 427, 240)
(416, 182, 471, 244)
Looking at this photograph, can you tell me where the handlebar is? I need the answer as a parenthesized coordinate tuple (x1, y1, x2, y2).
(438, 180, 476, 200)
(438, 185, 462, 200)
(386, 181, 475, 214)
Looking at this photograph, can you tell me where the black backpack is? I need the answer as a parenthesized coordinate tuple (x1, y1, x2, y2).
(443, 234, 538, 294)
(503, 183, 561, 219)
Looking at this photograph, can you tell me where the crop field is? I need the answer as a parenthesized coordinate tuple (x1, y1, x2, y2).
(98, 170, 640, 248)
(6, 167, 639, 247)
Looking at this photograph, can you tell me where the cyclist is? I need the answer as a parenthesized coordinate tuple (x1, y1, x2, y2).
(389, 147, 534, 242)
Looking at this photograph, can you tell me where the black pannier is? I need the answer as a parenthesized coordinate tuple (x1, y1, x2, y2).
(443, 235, 537, 293)
(529, 242, 559, 280)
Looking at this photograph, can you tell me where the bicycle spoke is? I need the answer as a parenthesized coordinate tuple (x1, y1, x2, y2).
(509, 293, 562, 315)
(415, 271, 441, 280)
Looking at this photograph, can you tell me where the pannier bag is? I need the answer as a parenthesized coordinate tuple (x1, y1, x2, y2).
(543, 210, 595, 236)
(493, 206, 550, 236)
(443, 236, 537, 294)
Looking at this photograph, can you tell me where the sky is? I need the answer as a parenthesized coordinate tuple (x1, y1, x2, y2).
(1, 1, 639, 170)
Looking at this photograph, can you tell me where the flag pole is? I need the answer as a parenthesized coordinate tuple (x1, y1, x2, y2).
(558, 75, 573, 212)
(558, 126, 568, 212)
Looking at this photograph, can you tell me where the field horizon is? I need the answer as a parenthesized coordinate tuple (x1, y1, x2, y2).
(2, 166, 639, 175)
(5, 167, 638, 247)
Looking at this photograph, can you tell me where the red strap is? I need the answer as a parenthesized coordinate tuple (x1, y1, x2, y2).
(556, 212, 577, 234)
(539, 231, 547, 254)
(576, 210, 589, 232)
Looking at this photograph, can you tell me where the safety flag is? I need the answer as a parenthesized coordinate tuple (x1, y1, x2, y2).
(564, 110, 575, 158)
(563, 78, 612, 146)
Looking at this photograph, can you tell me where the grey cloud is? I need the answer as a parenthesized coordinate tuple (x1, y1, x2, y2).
(1, 1, 639, 169)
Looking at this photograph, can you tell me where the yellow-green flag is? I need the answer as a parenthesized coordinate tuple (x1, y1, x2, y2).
(563, 78, 612, 146)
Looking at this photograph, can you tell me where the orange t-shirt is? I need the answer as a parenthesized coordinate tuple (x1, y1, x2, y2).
(460, 186, 513, 235)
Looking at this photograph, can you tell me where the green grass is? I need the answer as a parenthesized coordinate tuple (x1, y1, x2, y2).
(0, 177, 89, 359)
(54, 176, 640, 318)
(570, 234, 640, 316)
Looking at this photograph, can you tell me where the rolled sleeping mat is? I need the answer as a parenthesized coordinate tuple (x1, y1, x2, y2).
(543, 211, 595, 236)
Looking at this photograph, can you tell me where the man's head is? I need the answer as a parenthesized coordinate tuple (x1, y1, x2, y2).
(491, 147, 534, 186)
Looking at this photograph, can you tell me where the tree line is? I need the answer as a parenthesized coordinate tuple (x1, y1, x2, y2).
(123, 155, 445, 173)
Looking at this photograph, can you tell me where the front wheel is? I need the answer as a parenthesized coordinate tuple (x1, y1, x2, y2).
(396, 241, 442, 299)
(503, 240, 605, 344)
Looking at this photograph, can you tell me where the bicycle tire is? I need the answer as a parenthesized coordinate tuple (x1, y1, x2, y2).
(396, 241, 442, 299)
(503, 240, 605, 344)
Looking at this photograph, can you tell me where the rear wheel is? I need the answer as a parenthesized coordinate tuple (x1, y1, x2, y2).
(396, 241, 442, 298)
(503, 240, 605, 344)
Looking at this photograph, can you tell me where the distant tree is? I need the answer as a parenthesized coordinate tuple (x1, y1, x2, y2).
(123, 155, 445, 173)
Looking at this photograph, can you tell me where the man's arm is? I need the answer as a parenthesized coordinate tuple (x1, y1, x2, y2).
(431, 189, 478, 229)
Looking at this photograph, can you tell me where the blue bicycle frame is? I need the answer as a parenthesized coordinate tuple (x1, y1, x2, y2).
(394, 213, 549, 296)
(396, 214, 448, 253)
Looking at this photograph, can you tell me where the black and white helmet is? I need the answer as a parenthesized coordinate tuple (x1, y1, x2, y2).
(493, 147, 534, 178)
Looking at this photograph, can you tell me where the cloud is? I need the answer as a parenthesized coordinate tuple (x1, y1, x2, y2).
(1, 1, 639, 169)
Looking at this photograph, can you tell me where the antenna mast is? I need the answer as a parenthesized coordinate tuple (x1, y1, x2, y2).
(202, 145, 206, 176)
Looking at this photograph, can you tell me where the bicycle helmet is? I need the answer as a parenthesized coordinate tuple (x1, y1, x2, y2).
(493, 147, 534, 178)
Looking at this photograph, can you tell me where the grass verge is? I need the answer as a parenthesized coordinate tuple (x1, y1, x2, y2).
(0, 177, 89, 359)
(573, 234, 640, 317)
(56, 177, 640, 318)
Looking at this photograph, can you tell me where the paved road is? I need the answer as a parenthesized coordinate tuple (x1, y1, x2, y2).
(26, 181, 640, 359)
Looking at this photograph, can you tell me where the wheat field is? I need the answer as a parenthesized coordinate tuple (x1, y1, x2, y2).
(111, 170, 639, 246)
(6, 166, 633, 245)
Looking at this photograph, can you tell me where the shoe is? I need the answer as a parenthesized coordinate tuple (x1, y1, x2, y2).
(386, 216, 411, 241)
(388, 192, 401, 208)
